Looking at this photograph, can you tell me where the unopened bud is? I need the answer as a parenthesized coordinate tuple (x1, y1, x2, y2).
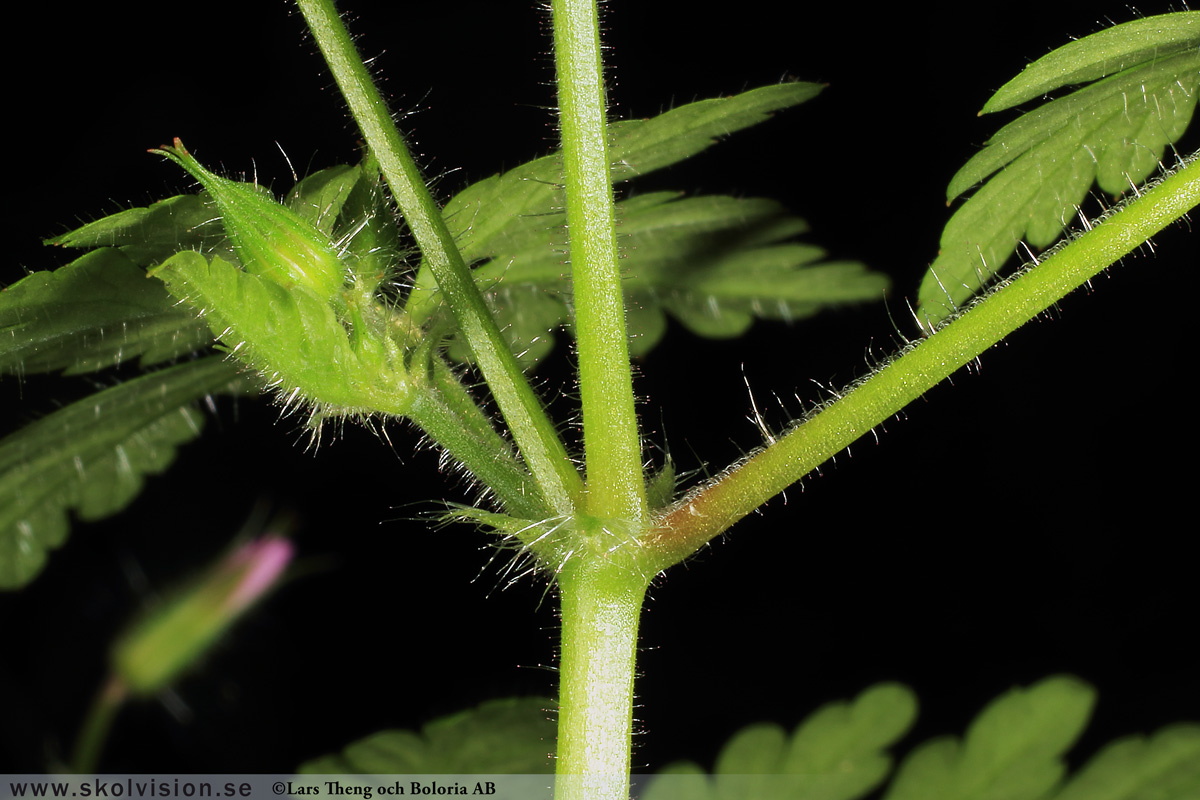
(112, 535, 293, 696)
(152, 138, 346, 301)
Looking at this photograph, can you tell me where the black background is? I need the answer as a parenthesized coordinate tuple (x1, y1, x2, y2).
(3, 0, 1198, 781)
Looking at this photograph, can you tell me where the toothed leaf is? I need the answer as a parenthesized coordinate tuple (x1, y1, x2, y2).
(458, 192, 887, 365)
(152, 251, 412, 416)
(441, 82, 823, 270)
(0, 248, 212, 376)
(919, 14, 1200, 328)
(297, 697, 556, 774)
(47, 193, 229, 268)
(983, 13, 1200, 114)
(0, 357, 245, 589)
(883, 675, 1094, 800)
(644, 683, 917, 800)
(608, 82, 824, 179)
(1051, 724, 1200, 800)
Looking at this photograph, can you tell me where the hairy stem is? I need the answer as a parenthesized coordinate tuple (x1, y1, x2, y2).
(408, 364, 546, 520)
(555, 560, 648, 800)
(296, 0, 583, 517)
(551, 0, 647, 523)
(647, 151, 1200, 568)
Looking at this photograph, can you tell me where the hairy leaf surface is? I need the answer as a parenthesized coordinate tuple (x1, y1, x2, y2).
(48, 193, 229, 267)
(0, 356, 245, 589)
(297, 697, 555, 774)
(643, 683, 916, 800)
(919, 13, 1200, 328)
(1, 248, 211, 376)
(152, 251, 412, 416)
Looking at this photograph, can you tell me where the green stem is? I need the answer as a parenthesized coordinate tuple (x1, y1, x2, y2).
(296, 0, 583, 517)
(554, 561, 648, 800)
(647, 151, 1200, 568)
(550, 0, 647, 523)
(408, 362, 547, 520)
(70, 676, 127, 773)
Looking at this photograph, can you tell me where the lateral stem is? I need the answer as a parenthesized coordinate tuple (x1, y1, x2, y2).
(296, 0, 583, 517)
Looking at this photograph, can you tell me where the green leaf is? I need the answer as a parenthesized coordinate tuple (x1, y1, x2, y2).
(1050, 724, 1200, 800)
(608, 82, 824, 180)
(883, 675, 1094, 800)
(643, 683, 917, 800)
(420, 82, 826, 330)
(151, 251, 413, 417)
(0, 356, 246, 589)
(1, 248, 212, 377)
(918, 14, 1200, 328)
(297, 697, 556, 774)
(47, 193, 230, 268)
(983, 13, 1200, 114)
(453, 192, 887, 366)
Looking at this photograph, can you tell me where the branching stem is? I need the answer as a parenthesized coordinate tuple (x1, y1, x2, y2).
(645, 151, 1200, 569)
(295, 0, 583, 517)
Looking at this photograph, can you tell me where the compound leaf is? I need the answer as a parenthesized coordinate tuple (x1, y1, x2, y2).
(450, 192, 887, 367)
(423, 83, 837, 355)
(0, 356, 246, 589)
(643, 683, 917, 800)
(441, 82, 823, 270)
(883, 675, 1094, 800)
(297, 697, 555, 774)
(918, 13, 1200, 328)
(1, 248, 211, 377)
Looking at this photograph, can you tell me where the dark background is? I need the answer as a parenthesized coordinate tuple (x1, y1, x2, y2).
(3, 0, 1197, 782)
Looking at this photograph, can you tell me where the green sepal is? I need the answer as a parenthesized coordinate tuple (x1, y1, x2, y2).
(0, 356, 247, 589)
(151, 139, 349, 301)
(1, 248, 212, 376)
(151, 251, 412, 417)
(112, 535, 292, 696)
(285, 164, 363, 235)
(329, 157, 405, 296)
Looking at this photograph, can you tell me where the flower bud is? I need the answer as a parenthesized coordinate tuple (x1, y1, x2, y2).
(152, 138, 346, 301)
(112, 535, 293, 697)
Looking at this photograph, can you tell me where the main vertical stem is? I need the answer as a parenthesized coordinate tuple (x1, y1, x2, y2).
(555, 564, 649, 800)
(551, 0, 648, 523)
